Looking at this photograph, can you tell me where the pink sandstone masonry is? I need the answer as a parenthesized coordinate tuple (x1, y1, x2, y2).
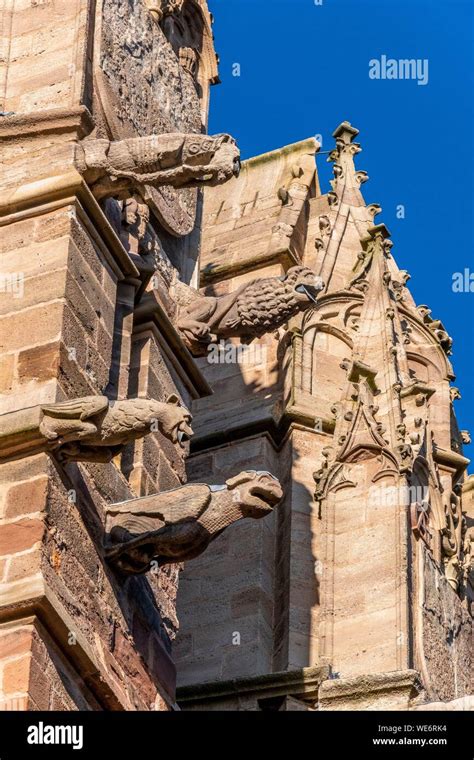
(0, 0, 472, 715)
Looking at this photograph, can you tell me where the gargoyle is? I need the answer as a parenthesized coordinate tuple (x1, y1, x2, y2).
(105, 470, 283, 573)
(173, 266, 325, 354)
(39, 394, 192, 463)
(75, 133, 240, 199)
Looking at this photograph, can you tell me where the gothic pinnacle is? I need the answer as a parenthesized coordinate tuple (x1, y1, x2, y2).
(328, 121, 367, 192)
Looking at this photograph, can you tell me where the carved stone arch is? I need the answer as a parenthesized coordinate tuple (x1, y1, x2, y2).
(327, 463, 357, 494)
(314, 461, 357, 516)
(400, 313, 454, 380)
(343, 302, 362, 333)
(300, 322, 353, 397)
(406, 351, 443, 386)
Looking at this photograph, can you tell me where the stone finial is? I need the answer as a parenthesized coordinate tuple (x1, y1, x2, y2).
(332, 121, 360, 142)
(39, 395, 193, 463)
(105, 471, 283, 573)
(328, 122, 366, 193)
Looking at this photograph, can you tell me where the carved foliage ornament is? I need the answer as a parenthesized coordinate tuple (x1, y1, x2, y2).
(145, 0, 185, 23)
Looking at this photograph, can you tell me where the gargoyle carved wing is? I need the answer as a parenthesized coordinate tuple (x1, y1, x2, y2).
(40, 396, 109, 420)
(107, 484, 212, 526)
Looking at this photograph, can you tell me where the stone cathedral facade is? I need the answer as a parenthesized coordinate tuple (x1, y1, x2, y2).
(0, 0, 472, 712)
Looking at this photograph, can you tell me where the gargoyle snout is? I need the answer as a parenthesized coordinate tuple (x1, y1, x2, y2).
(177, 419, 194, 445)
(233, 156, 241, 178)
(295, 275, 325, 303)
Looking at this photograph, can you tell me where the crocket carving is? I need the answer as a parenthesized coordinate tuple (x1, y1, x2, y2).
(105, 471, 283, 573)
(39, 394, 192, 463)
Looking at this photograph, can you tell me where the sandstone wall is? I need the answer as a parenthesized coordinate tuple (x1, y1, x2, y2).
(1, 0, 221, 711)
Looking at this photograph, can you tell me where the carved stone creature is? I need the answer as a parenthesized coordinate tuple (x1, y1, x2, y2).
(105, 471, 283, 573)
(39, 395, 192, 463)
(76, 133, 241, 199)
(174, 266, 325, 354)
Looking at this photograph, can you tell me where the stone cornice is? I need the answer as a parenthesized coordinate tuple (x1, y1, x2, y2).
(318, 669, 422, 710)
(177, 664, 329, 705)
(433, 446, 470, 477)
(0, 174, 139, 281)
(0, 106, 94, 141)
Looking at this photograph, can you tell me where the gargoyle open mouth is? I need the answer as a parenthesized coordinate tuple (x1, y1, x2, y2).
(295, 280, 325, 303)
(233, 157, 241, 178)
(177, 428, 192, 445)
(250, 482, 283, 512)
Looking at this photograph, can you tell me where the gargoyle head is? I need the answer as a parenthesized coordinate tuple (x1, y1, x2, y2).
(226, 471, 283, 518)
(285, 266, 325, 305)
(181, 133, 241, 187)
(157, 394, 193, 447)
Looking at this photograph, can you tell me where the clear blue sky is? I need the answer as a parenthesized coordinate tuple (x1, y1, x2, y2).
(208, 0, 474, 439)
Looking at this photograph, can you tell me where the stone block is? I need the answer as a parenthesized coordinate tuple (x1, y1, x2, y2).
(0, 518, 45, 557)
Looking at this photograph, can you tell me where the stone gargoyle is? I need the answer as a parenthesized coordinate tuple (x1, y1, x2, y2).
(105, 470, 283, 573)
(39, 394, 193, 463)
(173, 266, 325, 354)
(75, 132, 241, 199)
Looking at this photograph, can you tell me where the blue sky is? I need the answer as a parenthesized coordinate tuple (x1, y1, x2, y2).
(208, 0, 474, 438)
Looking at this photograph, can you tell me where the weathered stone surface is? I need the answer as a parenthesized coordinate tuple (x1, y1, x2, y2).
(1, 0, 471, 717)
(174, 266, 323, 354)
(76, 133, 240, 200)
(318, 670, 422, 711)
(0, 518, 45, 557)
(175, 121, 472, 711)
(105, 471, 282, 573)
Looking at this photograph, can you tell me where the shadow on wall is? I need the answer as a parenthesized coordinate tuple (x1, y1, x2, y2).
(174, 326, 322, 687)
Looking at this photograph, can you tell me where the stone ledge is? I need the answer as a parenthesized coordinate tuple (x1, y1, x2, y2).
(0, 406, 44, 462)
(177, 664, 329, 706)
(0, 182, 138, 281)
(0, 580, 125, 710)
(319, 669, 422, 711)
(411, 695, 474, 711)
(0, 107, 94, 142)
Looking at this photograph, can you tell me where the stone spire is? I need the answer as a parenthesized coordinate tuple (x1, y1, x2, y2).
(328, 121, 368, 202)
(308, 121, 384, 290)
(305, 121, 470, 679)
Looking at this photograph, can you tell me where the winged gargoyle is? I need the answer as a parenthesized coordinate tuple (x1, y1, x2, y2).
(39, 394, 193, 463)
(105, 470, 283, 573)
(173, 266, 325, 354)
(75, 132, 240, 199)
